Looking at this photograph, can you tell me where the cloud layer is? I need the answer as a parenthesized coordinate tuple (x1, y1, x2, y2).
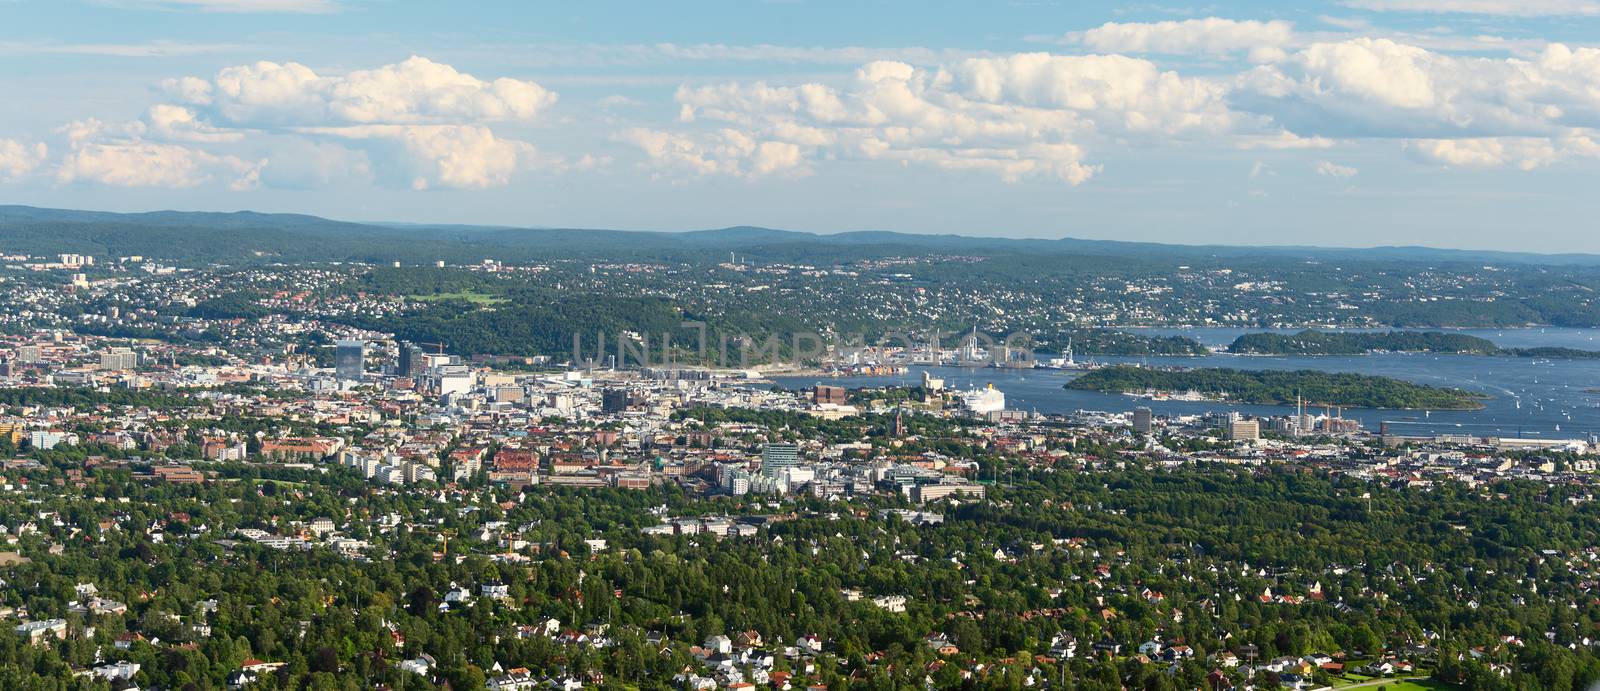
(3, 56, 560, 192)
(5, 20, 1600, 194)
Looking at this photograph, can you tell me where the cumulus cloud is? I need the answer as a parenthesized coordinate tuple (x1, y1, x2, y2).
(57, 140, 262, 189)
(641, 32, 1600, 182)
(301, 125, 536, 190)
(1233, 40, 1600, 145)
(164, 56, 557, 127)
(144, 105, 247, 143)
(1066, 18, 1295, 62)
(0, 139, 48, 181)
(1315, 160, 1359, 177)
(618, 128, 806, 178)
(50, 115, 262, 189)
(1406, 136, 1600, 169)
(1340, 0, 1600, 16)
(27, 56, 556, 191)
(657, 53, 1246, 184)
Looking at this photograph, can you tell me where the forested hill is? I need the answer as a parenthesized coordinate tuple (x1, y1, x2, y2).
(12, 205, 1600, 332)
(1066, 366, 1488, 410)
(5, 204, 1600, 267)
(1228, 330, 1600, 358)
(1227, 330, 1503, 355)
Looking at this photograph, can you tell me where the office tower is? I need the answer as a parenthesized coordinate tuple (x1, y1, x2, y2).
(335, 340, 366, 380)
(761, 443, 799, 478)
(813, 385, 848, 405)
(99, 348, 139, 371)
(1229, 418, 1260, 441)
(1132, 407, 1153, 434)
(601, 388, 629, 414)
(397, 342, 426, 378)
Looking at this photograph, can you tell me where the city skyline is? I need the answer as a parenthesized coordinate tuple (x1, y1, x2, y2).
(4, 0, 1600, 251)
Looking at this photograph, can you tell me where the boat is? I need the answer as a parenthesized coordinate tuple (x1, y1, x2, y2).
(1039, 338, 1104, 371)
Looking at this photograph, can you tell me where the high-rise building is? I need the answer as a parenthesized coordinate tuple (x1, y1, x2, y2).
(761, 443, 799, 478)
(99, 348, 138, 371)
(1229, 418, 1260, 441)
(15, 346, 41, 364)
(335, 340, 366, 380)
(601, 388, 629, 414)
(396, 342, 426, 378)
(1132, 407, 1153, 434)
(813, 385, 848, 405)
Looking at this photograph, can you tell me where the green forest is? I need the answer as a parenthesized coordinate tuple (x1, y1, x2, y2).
(1227, 330, 1600, 358)
(1, 461, 1597, 690)
(1066, 366, 1488, 409)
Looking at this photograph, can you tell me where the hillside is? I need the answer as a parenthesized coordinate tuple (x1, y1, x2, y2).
(1066, 366, 1488, 410)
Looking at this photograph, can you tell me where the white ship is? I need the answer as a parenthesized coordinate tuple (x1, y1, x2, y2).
(1040, 338, 1103, 371)
(958, 383, 1006, 414)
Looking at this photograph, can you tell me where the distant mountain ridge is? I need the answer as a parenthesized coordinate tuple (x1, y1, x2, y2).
(2, 204, 1597, 266)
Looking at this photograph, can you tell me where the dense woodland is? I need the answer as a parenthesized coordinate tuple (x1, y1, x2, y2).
(1227, 331, 1600, 358)
(2, 458, 1599, 689)
(1066, 366, 1487, 410)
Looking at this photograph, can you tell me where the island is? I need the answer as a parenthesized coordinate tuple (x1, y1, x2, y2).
(1038, 329, 1208, 356)
(1227, 330, 1600, 358)
(1066, 365, 1489, 410)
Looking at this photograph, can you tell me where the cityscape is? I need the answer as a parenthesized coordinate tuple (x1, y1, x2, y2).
(5, 1, 1600, 690)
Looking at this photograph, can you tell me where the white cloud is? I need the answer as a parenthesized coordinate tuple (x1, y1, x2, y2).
(618, 128, 807, 178)
(300, 125, 535, 190)
(1234, 132, 1337, 149)
(1234, 40, 1600, 140)
(166, 56, 557, 127)
(1404, 136, 1600, 168)
(0, 140, 48, 181)
(940, 53, 1238, 135)
(1066, 18, 1295, 61)
(650, 35, 1600, 182)
(125, 56, 560, 190)
(1340, 0, 1600, 16)
(144, 105, 247, 143)
(57, 140, 261, 189)
(662, 53, 1243, 185)
(1315, 160, 1360, 176)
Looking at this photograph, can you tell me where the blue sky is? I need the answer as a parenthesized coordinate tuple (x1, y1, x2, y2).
(3, 0, 1600, 252)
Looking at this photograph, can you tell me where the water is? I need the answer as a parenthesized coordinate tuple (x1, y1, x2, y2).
(772, 328, 1600, 439)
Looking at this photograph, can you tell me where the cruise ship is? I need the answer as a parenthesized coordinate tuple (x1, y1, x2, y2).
(958, 384, 1006, 414)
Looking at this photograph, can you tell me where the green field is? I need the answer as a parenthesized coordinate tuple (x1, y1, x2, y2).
(1332, 676, 1447, 690)
(1383, 680, 1449, 690)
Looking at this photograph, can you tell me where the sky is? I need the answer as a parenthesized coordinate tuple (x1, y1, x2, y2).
(2, 1, 1600, 252)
